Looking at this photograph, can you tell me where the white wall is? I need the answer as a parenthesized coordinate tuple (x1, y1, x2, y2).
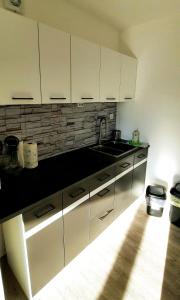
(0, 0, 120, 51)
(117, 14, 180, 188)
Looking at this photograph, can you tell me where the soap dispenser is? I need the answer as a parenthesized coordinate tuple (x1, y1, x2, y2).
(132, 129, 140, 144)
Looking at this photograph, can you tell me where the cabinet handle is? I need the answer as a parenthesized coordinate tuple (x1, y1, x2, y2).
(99, 209, 114, 221)
(97, 173, 111, 182)
(50, 97, 67, 100)
(81, 97, 94, 100)
(124, 97, 132, 100)
(120, 162, 131, 169)
(137, 153, 146, 159)
(12, 97, 34, 100)
(97, 188, 110, 197)
(69, 187, 86, 198)
(34, 204, 55, 218)
(106, 98, 116, 100)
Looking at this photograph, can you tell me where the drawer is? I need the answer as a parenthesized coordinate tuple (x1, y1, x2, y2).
(115, 155, 134, 176)
(90, 183, 114, 219)
(23, 192, 62, 232)
(90, 207, 115, 242)
(63, 179, 89, 209)
(134, 148, 148, 164)
(89, 165, 115, 192)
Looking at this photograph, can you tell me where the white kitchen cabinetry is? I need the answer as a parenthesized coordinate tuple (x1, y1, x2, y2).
(100, 47, 121, 102)
(39, 23, 71, 104)
(71, 36, 100, 102)
(2, 192, 64, 299)
(119, 55, 137, 102)
(0, 9, 41, 105)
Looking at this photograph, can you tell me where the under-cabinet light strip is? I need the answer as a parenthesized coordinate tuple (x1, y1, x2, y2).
(133, 158, 147, 169)
(90, 178, 116, 198)
(115, 166, 134, 181)
(25, 211, 63, 239)
(63, 194, 89, 216)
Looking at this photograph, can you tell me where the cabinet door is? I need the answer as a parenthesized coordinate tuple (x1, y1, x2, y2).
(119, 55, 137, 102)
(0, 9, 41, 105)
(132, 162, 147, 201)
(39, 23, 71, 104)
(71, 36, 100, 102)
(90, 183, 115, 241)
(63, 199, 90, 265)
(114, 171, 133, 217)
(100, 47, 121, 102)
(26, 219, 64, 296)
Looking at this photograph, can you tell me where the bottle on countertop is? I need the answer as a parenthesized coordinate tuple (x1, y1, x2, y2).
(132, 129, 140, 144)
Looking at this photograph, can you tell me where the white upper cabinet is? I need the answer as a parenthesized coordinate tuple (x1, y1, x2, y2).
(100, 47, 121, 102)
(39, 23, 71, 104)
(0, 9, 41, 105)
(119, 55, 137, 102)
(71, 36, 100, 102)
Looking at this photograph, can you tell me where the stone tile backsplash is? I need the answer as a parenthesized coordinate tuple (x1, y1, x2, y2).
(0, 103, 116, 160)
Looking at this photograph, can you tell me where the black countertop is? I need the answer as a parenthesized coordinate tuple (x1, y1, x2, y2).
(0, 147, 113, 223)
(0, 144, 142, 223)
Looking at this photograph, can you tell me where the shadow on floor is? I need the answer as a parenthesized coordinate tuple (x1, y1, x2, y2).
(97, 205, 149, 300)
(1, 256, 27, 300)
(160, 223, 180, 300)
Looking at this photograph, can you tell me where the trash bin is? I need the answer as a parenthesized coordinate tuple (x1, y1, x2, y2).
(170, 183, 180, 227)
(146, 185, 166, 217)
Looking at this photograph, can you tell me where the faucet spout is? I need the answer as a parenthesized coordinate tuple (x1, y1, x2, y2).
(98, 116, 107, 145)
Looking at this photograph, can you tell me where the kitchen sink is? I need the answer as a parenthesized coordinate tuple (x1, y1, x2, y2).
(90, 141, 136, 158)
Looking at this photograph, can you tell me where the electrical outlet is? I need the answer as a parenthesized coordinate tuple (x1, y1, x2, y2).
(109, 113, 114, 120)
(77, 103, 84, 108)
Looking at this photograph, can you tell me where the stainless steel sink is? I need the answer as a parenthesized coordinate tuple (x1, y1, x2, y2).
(90, 142, 136, 158)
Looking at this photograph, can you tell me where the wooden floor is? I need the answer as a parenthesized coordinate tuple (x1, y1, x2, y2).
(1, 198, 180, 300)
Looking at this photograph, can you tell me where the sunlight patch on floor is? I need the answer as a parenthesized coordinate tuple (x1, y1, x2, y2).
(34, 198, 143, 300)
(122, 203, 171, 300)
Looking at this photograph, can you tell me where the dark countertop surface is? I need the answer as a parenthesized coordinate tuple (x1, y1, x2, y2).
(0, 143, 145, 223)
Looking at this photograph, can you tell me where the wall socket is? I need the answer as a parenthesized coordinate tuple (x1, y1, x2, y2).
(109, 113, 114, 120)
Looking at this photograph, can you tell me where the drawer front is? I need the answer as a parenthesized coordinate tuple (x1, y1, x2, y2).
(63, 200, 90, 265)
(26, 218, 64, 296)
(89, 165, 115, 191)
(90, 208, 115, 242)
(114, 171, 133, 218)
(134, 148, 148, 165)
(23, 192, 62, 232)
(115, 155, 134, 176)
(90, 183, 114, 219)
(63, 179, 89, 209)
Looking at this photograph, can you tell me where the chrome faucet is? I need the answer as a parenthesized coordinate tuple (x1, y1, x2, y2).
(98, 116, 107, 144)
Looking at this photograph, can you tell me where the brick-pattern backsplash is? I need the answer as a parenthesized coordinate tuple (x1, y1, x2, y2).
(0, 103, 116, 160)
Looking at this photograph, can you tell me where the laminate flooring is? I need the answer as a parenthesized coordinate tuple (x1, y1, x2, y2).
(1, 198, 180, 300)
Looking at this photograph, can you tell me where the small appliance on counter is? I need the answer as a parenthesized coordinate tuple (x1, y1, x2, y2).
(23, 142, 38, 169)
(4, 135, 21, 169)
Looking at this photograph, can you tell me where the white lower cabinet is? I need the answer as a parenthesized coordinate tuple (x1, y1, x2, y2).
(2, 153, 147, 298)
(63, 200, 90, 265)
(90, 183, 115, 242)
(0, 8, 41, 105)
(26, 219, 64, 296)
(2, 192, 64, 299)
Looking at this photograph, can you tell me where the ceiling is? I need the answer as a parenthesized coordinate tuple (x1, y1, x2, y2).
(67, 0, 180, 31)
